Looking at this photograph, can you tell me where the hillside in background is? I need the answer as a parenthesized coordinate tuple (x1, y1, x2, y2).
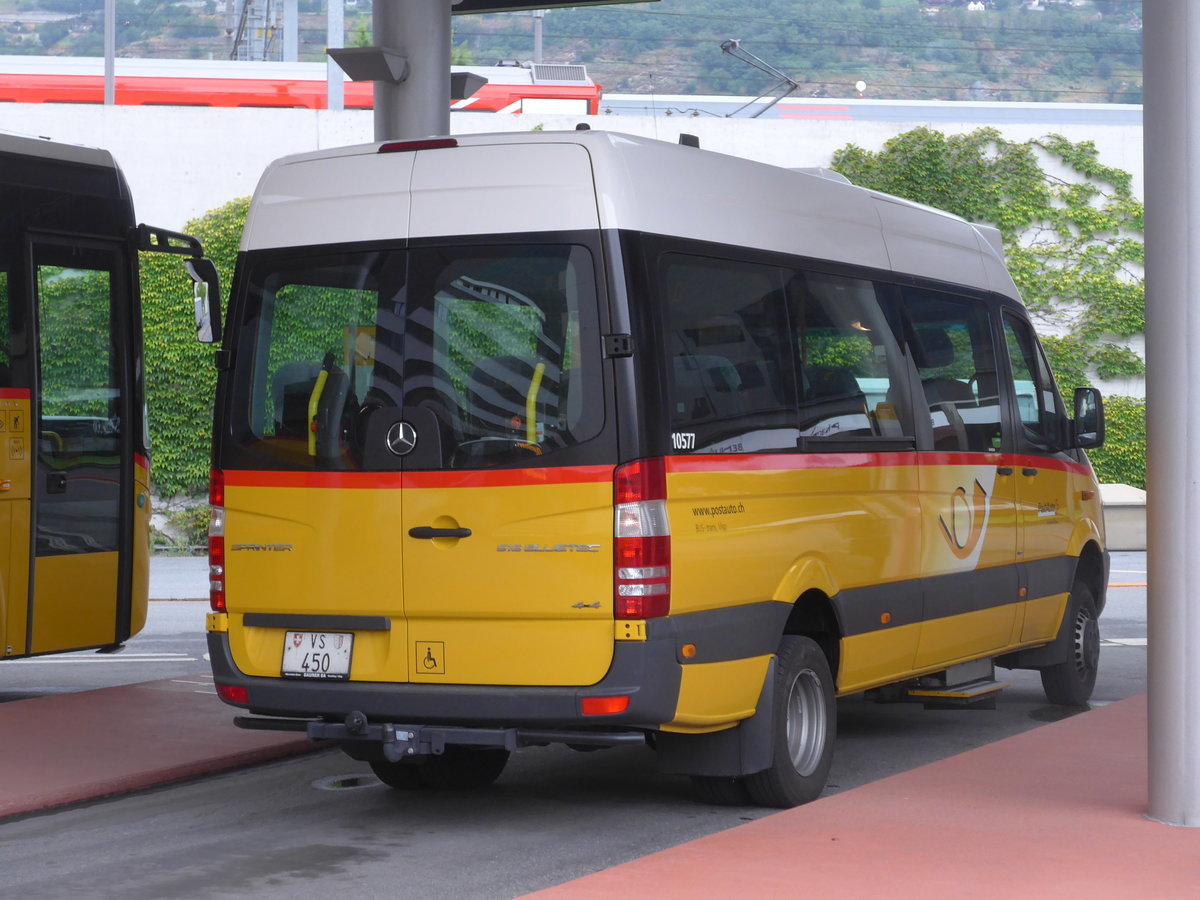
(0, 0, 1142, 103)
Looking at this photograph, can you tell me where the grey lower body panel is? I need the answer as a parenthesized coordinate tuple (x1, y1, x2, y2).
(208, 625, 684, 731)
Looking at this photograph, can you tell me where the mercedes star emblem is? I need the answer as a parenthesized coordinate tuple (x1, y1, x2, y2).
(386, 421, 418, 456)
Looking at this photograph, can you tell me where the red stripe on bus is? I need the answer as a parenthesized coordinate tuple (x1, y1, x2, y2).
(667, 452, 918, 474)
(222, 465, 614, 491)
(668, 451, 1094, 479)
(0, 388, 30, 399)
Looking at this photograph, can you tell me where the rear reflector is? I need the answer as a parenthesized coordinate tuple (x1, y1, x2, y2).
(581, 695, 630, 716)
(378, 138, 458, 153)
(613, 458, 670, 619)
(216, 684, 249, 706)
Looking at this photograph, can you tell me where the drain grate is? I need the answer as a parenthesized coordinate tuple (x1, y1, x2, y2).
(312, 773, 383, 792)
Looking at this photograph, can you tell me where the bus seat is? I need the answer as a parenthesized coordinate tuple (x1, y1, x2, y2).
(273, 361, 323, 438)
(914, 328, 975, 409)
(799, 366, 870, 435)
(672, 354, 743, 422)
(466, 355, 561, 441)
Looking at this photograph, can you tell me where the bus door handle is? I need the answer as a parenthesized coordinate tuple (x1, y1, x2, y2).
(409, 526, 472, 540)
(996, 466, 1013, 476)
(1022, 467, 1038, 477)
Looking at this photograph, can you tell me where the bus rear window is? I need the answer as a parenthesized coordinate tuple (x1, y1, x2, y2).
(228, 243, 602, 471)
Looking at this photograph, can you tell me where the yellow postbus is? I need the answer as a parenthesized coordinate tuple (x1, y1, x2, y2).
(0, 133, 201, 664)
(197, 131, 1107, 807)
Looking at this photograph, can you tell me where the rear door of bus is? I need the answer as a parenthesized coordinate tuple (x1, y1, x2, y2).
(2, 235, 136, 657)
(393, 239, 615, 687)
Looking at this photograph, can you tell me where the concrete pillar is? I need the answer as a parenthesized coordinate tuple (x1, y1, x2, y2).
(283, 0, 298, 62)
(104, 0, 115, 105)
(373, 0, 451, 141)
(1144, 0, 1200, 827)
(327, 0, 344, 111)
(533, 10, 545, 65)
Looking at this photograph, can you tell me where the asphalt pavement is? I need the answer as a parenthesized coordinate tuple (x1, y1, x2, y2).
(0, 551, 1174, 899)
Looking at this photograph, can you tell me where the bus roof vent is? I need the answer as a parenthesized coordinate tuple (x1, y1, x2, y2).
(530, 64, 592, 85)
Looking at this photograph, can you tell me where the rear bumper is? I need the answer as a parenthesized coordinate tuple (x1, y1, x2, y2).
(207, 622, 684, 731)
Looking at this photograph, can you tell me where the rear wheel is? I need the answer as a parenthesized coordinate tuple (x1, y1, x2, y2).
(744, 635, 836, 808)
(690, 775, 752, 806)
(371, 747, 510, 790)
(1040, 582, 1100, 707)
(369, 758, 429, 789)
(419, 747, 511, 790)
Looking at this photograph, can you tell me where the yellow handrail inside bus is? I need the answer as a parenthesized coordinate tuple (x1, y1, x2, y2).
(526, 362, 546, 444)
(307, 368, 329, 456)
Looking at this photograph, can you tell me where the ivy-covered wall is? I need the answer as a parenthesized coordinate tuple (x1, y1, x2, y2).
(140, 197, 248, 499)
(831, 126, 1146, 488)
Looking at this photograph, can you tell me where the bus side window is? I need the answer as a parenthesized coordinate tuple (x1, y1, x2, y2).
(662, 255, 796, 455)
(902, 289, 1002, 453)
(789, 272, 913, 444)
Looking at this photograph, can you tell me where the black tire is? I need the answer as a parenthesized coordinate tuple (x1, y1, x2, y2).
(1040, 582, 1100, 707)
(690, 775, 753, 806)
(369, 758, 430, 790)
(417, 747, 511, 790)
(744, 635, 836, 808)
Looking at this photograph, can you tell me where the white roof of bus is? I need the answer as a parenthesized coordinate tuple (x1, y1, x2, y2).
(0, 130, 117, 168)
(243, 129, 1017, 299)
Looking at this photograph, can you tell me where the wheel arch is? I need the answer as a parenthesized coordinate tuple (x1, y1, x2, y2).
(782, 589, 842, 682)
(1072, 539, 1108, 617)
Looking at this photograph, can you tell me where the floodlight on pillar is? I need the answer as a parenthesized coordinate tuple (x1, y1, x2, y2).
(451, 72, 488, 100)
(328, 47, 410, 84)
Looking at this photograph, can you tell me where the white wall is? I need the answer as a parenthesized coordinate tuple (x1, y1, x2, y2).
(0, 104, 1143, 232)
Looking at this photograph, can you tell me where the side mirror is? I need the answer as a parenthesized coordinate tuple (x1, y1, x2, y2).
(184, 257, 223, 344)
(1072, 387, 1105, 449)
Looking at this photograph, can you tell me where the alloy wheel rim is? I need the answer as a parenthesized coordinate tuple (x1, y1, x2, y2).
(785, 668, 827, 776)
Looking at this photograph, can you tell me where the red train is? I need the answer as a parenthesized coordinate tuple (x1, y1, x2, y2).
(0, 56, 600, 114)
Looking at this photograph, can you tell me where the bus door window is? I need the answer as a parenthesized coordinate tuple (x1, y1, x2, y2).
(902, 289, 1003, 455)
(788, 272, 914, 445)
(405, 243, 603, 469)
(662, 254, 796, 455)
(34, 249, 126, 557)
(1001, 312, 1069, 453)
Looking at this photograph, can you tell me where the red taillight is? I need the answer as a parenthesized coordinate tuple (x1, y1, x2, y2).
(216, 684, 248, 706)
(581, 695, 630, 716)
(209, 468, 226, 613)
(613, 457, 670, 619)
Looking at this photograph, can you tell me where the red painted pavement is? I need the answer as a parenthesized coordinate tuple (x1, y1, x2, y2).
(525, 694, 1200, 900)
(0, 674, 312, 819)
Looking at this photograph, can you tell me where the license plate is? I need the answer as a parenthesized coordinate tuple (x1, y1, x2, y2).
(281, 631, 353, 680)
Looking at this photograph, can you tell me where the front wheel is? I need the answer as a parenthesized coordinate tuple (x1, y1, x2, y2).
(1040, 582, 1100, 707)
(744, 635, 836, 808)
